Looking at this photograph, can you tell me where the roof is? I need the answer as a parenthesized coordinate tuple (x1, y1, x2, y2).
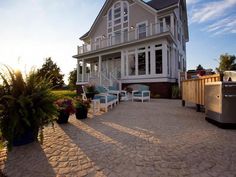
(144, 0, 179, 10)
(80, 0, 180, 40)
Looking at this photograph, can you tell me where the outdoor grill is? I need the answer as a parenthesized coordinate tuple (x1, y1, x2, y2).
(205, 81, 236, 127)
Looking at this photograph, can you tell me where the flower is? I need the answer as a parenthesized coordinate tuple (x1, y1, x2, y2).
(55, 98, 75, 115)
(75, 97, 90, 109)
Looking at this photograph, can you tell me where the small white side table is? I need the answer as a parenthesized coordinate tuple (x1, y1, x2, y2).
(91, 99, 100, 117)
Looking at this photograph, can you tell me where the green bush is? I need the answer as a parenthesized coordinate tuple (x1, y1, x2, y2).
(172, 85, 180, 99)
(0, 66, 58, 149)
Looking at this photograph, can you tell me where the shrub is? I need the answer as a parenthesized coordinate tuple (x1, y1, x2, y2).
(0, 66, 58, 149)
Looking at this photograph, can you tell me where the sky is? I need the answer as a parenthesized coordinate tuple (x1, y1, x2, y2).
(0, 0, 236, 83)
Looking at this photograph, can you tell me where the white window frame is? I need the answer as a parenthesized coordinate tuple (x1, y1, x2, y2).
(136, 21, 148, 39)
(107, 1, 129, 46)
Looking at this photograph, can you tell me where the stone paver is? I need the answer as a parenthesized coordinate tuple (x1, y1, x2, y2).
(1, 99, 236, 177)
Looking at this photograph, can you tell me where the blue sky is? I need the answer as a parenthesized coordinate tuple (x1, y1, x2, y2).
(0, 0, 235, 82)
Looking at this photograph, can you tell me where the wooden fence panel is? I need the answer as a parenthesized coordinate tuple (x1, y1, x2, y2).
(182, 74, 220, 106)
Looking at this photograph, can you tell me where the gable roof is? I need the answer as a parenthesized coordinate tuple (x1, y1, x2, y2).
(80, 0, 180, 40)
(144, 0, 179, 10)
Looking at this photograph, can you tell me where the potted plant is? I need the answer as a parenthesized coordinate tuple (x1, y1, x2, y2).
(171, 85, 180, 99)
(75, 97, 90, 119)
(0, 67, 58, 149)
(84, 84, 97, 99)
(55, 98, 75, 124)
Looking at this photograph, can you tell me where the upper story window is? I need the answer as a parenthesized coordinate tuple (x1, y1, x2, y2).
(107, 1, 129, 42)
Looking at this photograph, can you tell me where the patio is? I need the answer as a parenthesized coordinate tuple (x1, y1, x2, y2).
(1, 99, 236, 177)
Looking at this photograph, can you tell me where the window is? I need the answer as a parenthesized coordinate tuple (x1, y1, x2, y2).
(128, 53, 135, 76)
(95, 37, 101, 50)
(108, 9, 112, 21)
(124, 3, 128, 15)
(123, 29, 128, 42)
(148, 51, 151, 75)
(114, 19, 121, 25)
(138, 52, 146, 75)
(114, 8, 121, 19)
(165, 16, 170, 29)
(108, 34, 112, 46)
(114, 31, 121, 44)
(107, 1, 129, 45)
(167, 49, 170, 75)
(155, 50, 162, 74)
(138, 23, 147, 39)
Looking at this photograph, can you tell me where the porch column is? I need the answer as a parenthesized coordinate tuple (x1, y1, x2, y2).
(171, 45, 176, 79)
(98, 55, 102, 85)
(170, 14, 174, 35)
(121, 51, 125, 78)
(162, 42, 168, 77)
(82, 59, 85, 82)
(77, 59, 80, 83)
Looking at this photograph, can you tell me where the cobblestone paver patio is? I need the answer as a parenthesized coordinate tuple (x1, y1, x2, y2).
(1, 99, 236, 177)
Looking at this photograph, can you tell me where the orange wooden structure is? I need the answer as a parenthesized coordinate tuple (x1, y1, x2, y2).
(182, 74, 220, 111)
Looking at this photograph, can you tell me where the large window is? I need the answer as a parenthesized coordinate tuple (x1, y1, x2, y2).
(155, 50, 162, 74)
(128, 53, 135, 76)
(138, 52, 146, 75)
(107, 1, 129, 44)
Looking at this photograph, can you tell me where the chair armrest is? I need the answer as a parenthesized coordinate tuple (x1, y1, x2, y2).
(141, 90, 150, 96)
(96, 93, 109, 97)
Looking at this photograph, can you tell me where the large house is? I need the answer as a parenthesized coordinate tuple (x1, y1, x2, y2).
(73, 0, 189, 98)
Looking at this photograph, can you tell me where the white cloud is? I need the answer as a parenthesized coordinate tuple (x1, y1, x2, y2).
(186, 0, 198, 5)
(205, 16, 236, 35)
(191, 0, 236, 23)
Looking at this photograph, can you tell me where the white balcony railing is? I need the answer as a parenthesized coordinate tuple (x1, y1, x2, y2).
(78, 22, 171, 55)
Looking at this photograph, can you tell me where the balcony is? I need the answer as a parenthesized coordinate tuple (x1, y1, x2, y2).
(77, 22, 173, 55)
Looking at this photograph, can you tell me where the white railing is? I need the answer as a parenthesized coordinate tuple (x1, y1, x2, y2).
(78, 71, 121, 91)
(110, 72, 121, 91)
(78, 22, 171, 54)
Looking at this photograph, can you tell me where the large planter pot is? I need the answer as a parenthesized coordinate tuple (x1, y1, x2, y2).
(13, 127, 38, 146)
(57, 110, 70, 124)
(76, 107, 88, 119)
(86, 93, 95, 100)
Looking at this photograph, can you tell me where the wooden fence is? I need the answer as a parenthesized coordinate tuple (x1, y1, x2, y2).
(182, 74, 220, 111)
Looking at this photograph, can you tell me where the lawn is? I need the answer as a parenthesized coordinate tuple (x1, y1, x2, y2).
(52, 90, 78, 99)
